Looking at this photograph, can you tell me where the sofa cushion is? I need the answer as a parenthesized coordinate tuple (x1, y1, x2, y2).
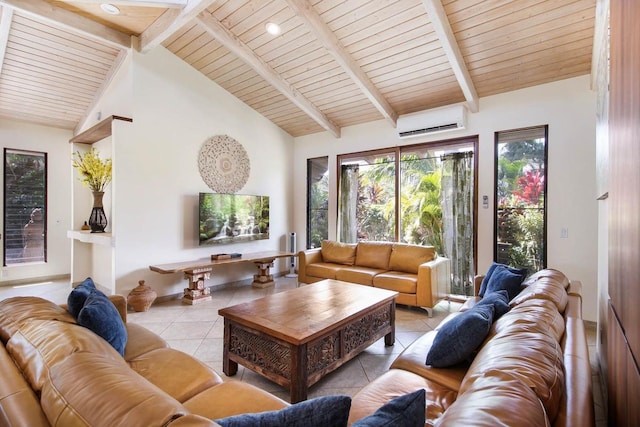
(128, 347, 222, 403)
(215, 395, 351, 427)
(306, 262, 341, 280)
(321, 240, 357, 265)
(41, 352, 187, 427)
(491, 298, 565, 343)
(389, 244, 436, 274)
(0, 296, 76, 343)
(336, 266, 385, 286)
(0, 345, 50, 427)
(347, 369, 457, 426)
(183, 381, 288, 419)
(478, 262, 527, 297)
(462, 329, 565, 422)
(483, 264, 526, 301)
(511, 275, 569, 313)
(476, 289, 510, 319)
(352, 388, 425, 427)
(426, 304, 494, 368)
(435, 371, 549, 426)
(77, 289, 127, 356)
(355, 241, 392, 270)
(124, 322, 170, 361)
(67, 277, 96, 318)
(373, 272, 418, 294)
(390, 331, 467, 392)
(7, 319, 126, 392)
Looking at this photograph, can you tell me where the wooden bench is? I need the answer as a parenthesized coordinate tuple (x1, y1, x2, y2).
(149, 250, 294, 304)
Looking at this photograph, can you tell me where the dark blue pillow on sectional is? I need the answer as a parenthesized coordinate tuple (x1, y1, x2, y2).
(476, 289, 510, 319)
(351, 388, 425, 427)
(478, 262, 527, 297)
(215, 395, 351, 427)
(77, 289, 127, 356)
(425, 304, 495, 368)
(484, 264, 526, 301)
(67, 277, 96, 318)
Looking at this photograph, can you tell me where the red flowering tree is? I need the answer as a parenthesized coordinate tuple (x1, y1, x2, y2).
(513, 169, 544, 206)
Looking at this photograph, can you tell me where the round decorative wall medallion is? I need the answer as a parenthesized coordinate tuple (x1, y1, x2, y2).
(198, 135, 250, 193)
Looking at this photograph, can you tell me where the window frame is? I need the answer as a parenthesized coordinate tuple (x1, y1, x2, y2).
(493, 125, 548, 271)
(3, 148, 48, 266)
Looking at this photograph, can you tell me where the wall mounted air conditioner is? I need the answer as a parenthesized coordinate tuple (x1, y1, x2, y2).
(397, 105, 467, 139)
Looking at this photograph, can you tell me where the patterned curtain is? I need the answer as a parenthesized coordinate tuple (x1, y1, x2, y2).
(441, 152, 474, 296)
(339, 164, 359, 243)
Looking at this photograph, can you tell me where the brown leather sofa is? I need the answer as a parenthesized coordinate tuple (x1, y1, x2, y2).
(347, 268, 595, 427)
(298, 240, 451, 315)
(0, 295, 289, 427)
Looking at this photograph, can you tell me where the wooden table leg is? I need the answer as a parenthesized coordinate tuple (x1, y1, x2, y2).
(252, 258, 276, 288)
(223, 319, 238, 376)
(290, 344, 308, 403)
(385, 300, 396, 346)
(182, 268, 212, 304)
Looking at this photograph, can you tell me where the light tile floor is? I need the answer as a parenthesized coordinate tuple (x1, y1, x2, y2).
(0, 276, 606, 424)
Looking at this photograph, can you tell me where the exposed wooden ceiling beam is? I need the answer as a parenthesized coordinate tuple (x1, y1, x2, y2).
(0, 8, 13, 76)
(285, 0, 398, 127)
(195, 12, 341, 138)
(139, 0, 214, 53)
(0, 0, 131, 48)
(422, 0, 479, 113)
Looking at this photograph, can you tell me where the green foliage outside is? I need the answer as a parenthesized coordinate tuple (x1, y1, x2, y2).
(496, 140, 546, 273)
(354, 154, 445, 255)
(308, 172, 329, 248)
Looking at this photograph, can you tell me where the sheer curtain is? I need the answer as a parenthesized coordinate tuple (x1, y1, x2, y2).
(338, 164, 359, 243)
(441, 152, 474, 296)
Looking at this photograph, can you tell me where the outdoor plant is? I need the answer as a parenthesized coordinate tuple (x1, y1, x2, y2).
(72, 147, 112, 192)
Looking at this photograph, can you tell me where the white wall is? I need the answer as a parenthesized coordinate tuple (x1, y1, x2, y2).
(293, 75, 599, 321)
(0, 119, 72, 282)
(104, 47, 295, 297)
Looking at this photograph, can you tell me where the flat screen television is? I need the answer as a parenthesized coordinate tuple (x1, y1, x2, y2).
(199, 193, 269, 246)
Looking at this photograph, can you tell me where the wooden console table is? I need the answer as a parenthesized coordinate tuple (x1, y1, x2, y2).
(149, 250, 294, 304)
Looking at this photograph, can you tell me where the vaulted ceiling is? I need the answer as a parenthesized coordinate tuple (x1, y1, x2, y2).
(0, 0, 596, 137)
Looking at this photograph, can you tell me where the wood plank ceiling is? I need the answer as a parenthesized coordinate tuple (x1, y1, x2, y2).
(0, 0, 596, 137)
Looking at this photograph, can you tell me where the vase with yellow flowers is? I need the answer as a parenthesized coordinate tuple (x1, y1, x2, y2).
(72, 148, 112, 233)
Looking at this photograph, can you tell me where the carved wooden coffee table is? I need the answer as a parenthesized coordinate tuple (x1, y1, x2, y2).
(218, 279, 397, 403)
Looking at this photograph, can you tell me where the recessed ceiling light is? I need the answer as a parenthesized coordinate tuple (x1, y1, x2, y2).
(100, 3, 120, 15)
(265, 22, 281, 36)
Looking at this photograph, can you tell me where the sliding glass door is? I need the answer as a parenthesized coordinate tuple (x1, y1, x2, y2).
(337, 137, 477, 296)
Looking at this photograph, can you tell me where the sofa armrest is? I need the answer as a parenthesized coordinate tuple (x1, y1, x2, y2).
(415, 256, 451, 308)
(109, 295, 128, 323)
(474, 275, 484, 296)
(297, 248, 322, 283)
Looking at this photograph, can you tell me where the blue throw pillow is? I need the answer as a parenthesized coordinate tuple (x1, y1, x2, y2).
(215, 395, 351, 427)
(352, 389, 425, 427)
(476, 289, 510, 319)
(77, 289, 127, 356)
(425, 304, 494, 368)
(67, 277, 96, 318)
(484, 265, 526, 301)
(478, 263, 527, 297)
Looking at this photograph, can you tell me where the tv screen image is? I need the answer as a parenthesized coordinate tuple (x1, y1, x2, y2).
(199, 193, 269, 246)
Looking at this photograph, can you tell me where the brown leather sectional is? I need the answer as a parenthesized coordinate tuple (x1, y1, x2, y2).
(298, 240, 452, 315)
(0, 267, 594, 426)
(0, 295, 287, 427)
(347, 268, 595, 427)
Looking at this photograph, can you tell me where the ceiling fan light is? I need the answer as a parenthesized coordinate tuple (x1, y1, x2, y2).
(100, 3, 121, 15)
(265, 22, 281, 36)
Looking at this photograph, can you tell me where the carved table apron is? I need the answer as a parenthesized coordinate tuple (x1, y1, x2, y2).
(218, 279, 397, 403)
